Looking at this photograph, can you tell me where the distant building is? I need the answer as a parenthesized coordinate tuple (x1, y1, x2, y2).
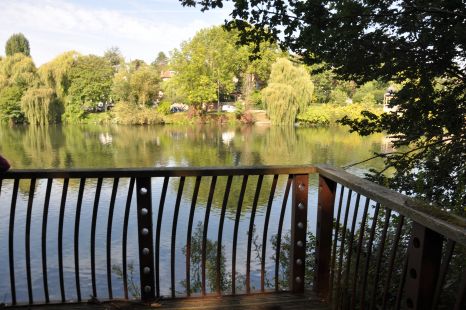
(161, 70, 176, 81)
(383, 86, 398, 113)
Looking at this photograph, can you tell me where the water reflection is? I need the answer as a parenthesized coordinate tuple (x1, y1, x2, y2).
(0, 124, 386, 170)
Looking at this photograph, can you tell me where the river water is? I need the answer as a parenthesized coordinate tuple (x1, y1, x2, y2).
(0, 124, 387, 304)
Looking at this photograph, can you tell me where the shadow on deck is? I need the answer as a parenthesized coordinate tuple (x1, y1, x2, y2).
(19, 291, 327, 310)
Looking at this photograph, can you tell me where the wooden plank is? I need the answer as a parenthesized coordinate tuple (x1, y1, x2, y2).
(17, 291, 329, 310)
(316, 165, 466, 246)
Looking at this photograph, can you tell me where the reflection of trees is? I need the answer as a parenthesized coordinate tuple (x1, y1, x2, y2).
(1, 123, 386, 170)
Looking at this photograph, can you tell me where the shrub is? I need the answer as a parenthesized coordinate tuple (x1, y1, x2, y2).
(156, 100, 171, 115)
(113, 102, 163, 125)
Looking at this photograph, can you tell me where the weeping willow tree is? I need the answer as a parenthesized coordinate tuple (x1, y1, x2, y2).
(262, 58, 314, 124)
(21, 87, 63, 125)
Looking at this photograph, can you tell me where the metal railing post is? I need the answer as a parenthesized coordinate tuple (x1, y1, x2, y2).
(290, 174, 308, 293)
(314, 175, 336, 300)
(136, 177, 156, 301)
(404, 222, 442, 309)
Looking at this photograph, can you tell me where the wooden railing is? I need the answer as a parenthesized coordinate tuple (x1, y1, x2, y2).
(0, 165, 464, 309)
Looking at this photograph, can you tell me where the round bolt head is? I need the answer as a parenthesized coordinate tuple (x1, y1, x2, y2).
(296, 259, 303, 266)
(297, 240, 304, 247)
(142, 248, 150, 255)
(140, 187, 148, 195)
(141, 228, 149, 235)
(144, 285, 151, 293)
(295, 277, 302, 283)
(297, 222, 304, 229)
(141, 208, 148, 215)
(298, 183, 305, 191)
(297, 202, 305, 210)
(143, 267, 151, 274)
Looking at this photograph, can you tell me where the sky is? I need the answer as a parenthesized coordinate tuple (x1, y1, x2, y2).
(0, 0, 232, 65)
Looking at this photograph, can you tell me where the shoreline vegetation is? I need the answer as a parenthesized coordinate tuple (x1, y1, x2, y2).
(0, 27, 387, 128)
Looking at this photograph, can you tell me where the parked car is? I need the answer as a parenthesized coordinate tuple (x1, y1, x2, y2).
(221, 104, 237, 113)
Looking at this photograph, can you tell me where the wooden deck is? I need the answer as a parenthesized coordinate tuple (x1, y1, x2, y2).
(15, 292, 328, 310)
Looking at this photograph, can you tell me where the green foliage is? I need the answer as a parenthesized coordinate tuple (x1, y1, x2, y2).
(297, 104, 382, 127)
(66, 55, 113, 121)
(0, 85, 24, 123)
(0, 53, 37, 89)
(183, 0, 466, 213)
(103, 46, 124, 71)
(352, 81, 387, 105)
(21, 87, 62, 125)
(5, 33, 30, 56)
(112, 102, 163, 125)
(262, 58, 314, 124)
(169, 26, 249, 108)
(156, 100, 171, 115)
(38, 51, 79, 100)
(112, 64, 161, 106)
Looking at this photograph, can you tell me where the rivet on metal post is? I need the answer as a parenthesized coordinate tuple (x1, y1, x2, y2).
(297, 222, 304, 229)
(296, 259, 303, 266)
(140, 187, 148, 195)
(295, 277, 302, 283)
(298, 202, 305, 210)
(141, 228, 149, 235)
(144, 286, 152, 293)
(142, 248, 150, 255)
(143, 267, 151, 274)
(141, 208, 148, 216)
(297, 241, 304, 247)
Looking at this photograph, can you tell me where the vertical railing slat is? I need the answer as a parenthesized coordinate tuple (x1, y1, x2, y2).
(25, 178, 36, 304)
(232, 175, 248, 295)
(42, 178, 52, 303)
(171, 177, 185, 298)
(91, 178, 103, 298)
(360, 202, 380, 308)
(330, 185, 345, 301)
(9, 179, 19, 305)
(122, 177, 135, 300)
(136, 177, 156, 301)
(350, 197, 370, 310)
(106, 178, 119, 299)
(58, 178, 69, 303)
(74, 178, 85, 302)
(275, 175, 292, 291)
(246, 175, 264, 294)
(260, 175, 278, 292)
(369, 208, 392, 309)
(186, 176, 202, 296)
(341, 193, 361, 305)
(216, 176, 232, 295)
(315, 176, 337, 299)
(404, 222, 443, 309)
(432, 239, 455, 308)
(155, 177, 169, 298)
(381, 215, 405, 309)
(290, 174, 308, 293)
(202, 176, 217, 296)
(335, 189, 352, 302)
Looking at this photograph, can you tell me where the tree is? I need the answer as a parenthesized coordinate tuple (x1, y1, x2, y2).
(0, 53, 37, 122)
(262, 58, 313, 124)
(152, 51, 169, 73)
(104, 47, 124, 72)
(38, 51, 79, 100)
(66, 55, 113, 120)
(112, 63, 161, 106)
(169, 26, 249, 109)
(21, 87, 62, 125)
(180, 0, 466, 214)
(5, 33, 30, 56)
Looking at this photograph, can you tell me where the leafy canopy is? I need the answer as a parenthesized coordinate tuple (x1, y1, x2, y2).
(262, 58, 313, 124)
(5, 33, 30, 57)
(180, 0, 466, 213)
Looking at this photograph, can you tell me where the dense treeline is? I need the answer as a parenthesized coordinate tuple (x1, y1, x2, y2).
(0, 29, 388, 126)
